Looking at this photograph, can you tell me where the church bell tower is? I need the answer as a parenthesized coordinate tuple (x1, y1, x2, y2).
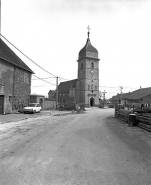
(76, 27, 100, 107)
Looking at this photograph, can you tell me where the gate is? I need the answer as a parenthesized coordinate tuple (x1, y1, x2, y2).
(0, 95, 4, 114)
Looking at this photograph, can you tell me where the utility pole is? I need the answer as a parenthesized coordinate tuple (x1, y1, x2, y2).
(102, 90, 106, 108)
(56, 77, 58, 109)
(120, 86, 123, 105)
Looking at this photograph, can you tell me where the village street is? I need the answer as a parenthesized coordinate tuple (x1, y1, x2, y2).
(0, 108, 151, 185)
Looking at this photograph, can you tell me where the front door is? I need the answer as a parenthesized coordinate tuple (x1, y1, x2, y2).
(0, 95, 4, 114)
(90, 97, 95, 107)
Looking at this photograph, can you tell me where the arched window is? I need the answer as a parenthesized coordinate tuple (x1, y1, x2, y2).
(81, 63, 83, 69)
(91, 62, 94, 69)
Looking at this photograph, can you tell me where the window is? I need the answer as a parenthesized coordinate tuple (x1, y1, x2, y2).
(95, 86, 97, 90)
(24, 73, 30, 83)
(9, 96, 12, 103)
(88, 85, 90, 90)
(81, 63, 83, 69)
(91, 62, 94, 69)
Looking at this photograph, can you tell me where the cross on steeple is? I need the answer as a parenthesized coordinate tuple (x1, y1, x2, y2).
(87, 25, 90, 38)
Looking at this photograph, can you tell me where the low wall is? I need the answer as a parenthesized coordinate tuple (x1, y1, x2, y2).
(44, 98, 56, 110)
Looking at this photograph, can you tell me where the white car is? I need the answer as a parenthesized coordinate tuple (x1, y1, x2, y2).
(23, 103, 41, 114)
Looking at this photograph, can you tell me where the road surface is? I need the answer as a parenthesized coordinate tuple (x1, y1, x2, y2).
(0, 108, 151, 185)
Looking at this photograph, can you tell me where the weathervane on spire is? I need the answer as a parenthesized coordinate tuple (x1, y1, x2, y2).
(87, 25, 90, 38)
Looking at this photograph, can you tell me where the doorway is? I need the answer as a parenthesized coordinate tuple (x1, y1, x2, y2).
(90, 97, 95, 107)
(39, 98, 43, 109)
(0, 95, 4, 114)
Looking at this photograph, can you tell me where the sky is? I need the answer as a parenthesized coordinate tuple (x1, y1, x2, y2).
(1, 0, 151, 98)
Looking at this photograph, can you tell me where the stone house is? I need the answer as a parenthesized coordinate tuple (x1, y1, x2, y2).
(111, 93, 129, 107)
(48, 90, 56, 101)
(125, 87, 151, 107)
(0, 38, 33, 114)
(111, 87, 151, 108)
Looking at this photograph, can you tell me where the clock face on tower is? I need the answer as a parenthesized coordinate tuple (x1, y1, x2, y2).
(86, 51, 98, 58)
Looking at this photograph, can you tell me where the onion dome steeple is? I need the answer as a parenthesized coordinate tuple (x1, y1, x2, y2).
(78, 26, 99, 61)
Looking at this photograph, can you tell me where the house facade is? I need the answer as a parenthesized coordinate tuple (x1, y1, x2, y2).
(0, 38, 33, 114)
(111, 93, 129, 107)
(111, 87, 151, 108)
(125, 87, 151, 107)
(48, 90, 56, 101)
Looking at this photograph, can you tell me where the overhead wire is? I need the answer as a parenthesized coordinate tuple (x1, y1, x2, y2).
(99, 86, 119, 88)
(32, 85, 55, 88)
(105, 88, 120, 94)
(32, 76, 56, 80)
(0, 34, 69, 81)
(0, 34, 140, 92)
(33, 75, 56, 86)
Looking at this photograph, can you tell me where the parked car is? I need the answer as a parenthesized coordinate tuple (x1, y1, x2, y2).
(23, 103, 41, 114)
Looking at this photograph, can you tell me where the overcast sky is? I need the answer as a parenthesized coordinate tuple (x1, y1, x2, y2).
(1, 0, 151, 98)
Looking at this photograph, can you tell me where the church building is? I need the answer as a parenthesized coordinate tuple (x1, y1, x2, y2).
(50, 29, 100, 108)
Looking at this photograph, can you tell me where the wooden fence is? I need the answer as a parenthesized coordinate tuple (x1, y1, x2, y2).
(115, 109, 151, 131)
(136, 115, 151, 131)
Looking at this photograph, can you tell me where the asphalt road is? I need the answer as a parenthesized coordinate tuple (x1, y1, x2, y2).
(0, 108, 151, 185)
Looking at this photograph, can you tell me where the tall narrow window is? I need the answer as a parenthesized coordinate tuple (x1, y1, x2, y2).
(95, 86, 97, 90)
(88, 85, 90, 90)
(91, 62, 94, 69)
(81, 63, 83, 69)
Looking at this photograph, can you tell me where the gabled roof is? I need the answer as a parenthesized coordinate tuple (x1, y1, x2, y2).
(58, 79, 78, 94)
(0, 38, 33, 73)
(48, 90, 56, 94)
(126, 87, 151, 100)
(111, 93, 129, 101)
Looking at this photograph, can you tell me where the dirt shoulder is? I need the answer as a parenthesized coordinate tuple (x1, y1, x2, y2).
(0, 110, 71, 124)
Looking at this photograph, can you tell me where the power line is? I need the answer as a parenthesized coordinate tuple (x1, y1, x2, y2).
(33, 75, 56, 85)
(0, 34, 69, 81)
(32, 76, 56, 80)
(123, 86, 138, 89)
(99, 86, 119, 88)
(105, 88, 120, 94)
(32, 85, 55, 87)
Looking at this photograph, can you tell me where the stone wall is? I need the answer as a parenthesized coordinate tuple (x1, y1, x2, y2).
(13, 67, 31, 112)
(0, 60, 14, 113)
(0, 59, 32, 114)
(44, 98, 56, 110)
